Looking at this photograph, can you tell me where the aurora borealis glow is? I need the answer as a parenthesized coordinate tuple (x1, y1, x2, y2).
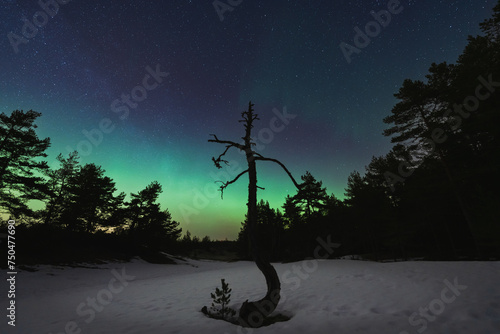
(0, 0, 496, 239)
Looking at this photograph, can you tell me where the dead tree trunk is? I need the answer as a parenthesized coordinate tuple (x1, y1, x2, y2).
(209, 102, 301, 327)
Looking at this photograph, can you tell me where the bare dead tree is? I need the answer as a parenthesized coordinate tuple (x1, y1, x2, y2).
(208, 101, 301, 327)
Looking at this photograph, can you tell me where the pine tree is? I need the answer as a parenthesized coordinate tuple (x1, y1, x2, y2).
(291, 171, 328, 217)
(479, 0, 500, 40)
(61, 163, 122, 232)
(0, 110, 50, 217)
(382, 63, 454, 156)
(126, 181, 182, 246)
(383, 61, 481, 254)
(43, 152, 79, 225)
(206, 279, 236, 320)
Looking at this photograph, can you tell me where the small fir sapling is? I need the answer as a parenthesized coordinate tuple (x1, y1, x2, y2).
(202, 278, 236, 320)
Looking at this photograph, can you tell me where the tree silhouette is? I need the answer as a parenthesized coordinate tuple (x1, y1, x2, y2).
(291, 171, 328, 218)
(126, 181, 181, 247)
(382, 64, 479, 253)
(208, 101, 301, 327)
(0, 110, 50, 217)
(43, 152, 80, 225)
(60, 163, 123, 232)
(479, 1, 500, 39)
(238, 199, 285, 261)
(127, 181, 163, 235)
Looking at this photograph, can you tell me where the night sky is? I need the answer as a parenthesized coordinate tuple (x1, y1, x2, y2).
(0, 0, 496, 239)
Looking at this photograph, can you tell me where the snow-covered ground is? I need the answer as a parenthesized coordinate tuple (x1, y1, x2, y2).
(4, 257, 500, 334)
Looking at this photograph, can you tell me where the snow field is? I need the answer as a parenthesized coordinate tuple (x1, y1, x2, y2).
(5, 258, 500, 334)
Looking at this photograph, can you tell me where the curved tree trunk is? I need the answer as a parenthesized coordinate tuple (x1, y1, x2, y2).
(238, 154, 281, 327)
(208, 102, 301, 328)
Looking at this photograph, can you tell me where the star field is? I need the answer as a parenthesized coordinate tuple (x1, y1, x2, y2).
(0, 0, 496, 239)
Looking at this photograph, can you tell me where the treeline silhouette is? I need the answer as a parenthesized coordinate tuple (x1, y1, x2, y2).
(1, 2, 499, 264)
(0, 109, 239, 265)
(238, 4, 500, 261)
(0, 109, 238, 265)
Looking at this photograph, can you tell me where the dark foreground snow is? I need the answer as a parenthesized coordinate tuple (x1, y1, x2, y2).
(5, 258, 500, 334)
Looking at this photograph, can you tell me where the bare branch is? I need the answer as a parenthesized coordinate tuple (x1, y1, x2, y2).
(212, 145, 231, 169)
(254, 154, 302, 190)
(216, 169, 249, 199)
(208, 134, 245, 150)
(208, 134, 245, 168)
